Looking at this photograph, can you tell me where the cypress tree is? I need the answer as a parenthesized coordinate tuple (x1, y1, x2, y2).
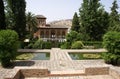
(71, 12, 80, 32)
(0, 0, 6, 29)
(8, 0, 26, 40)
(4, 0, 14, 29)
(79, 0, 90, 41)
(109, 0, 120, 31)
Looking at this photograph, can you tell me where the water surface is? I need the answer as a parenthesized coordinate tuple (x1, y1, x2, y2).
(32, 53, 50, 60)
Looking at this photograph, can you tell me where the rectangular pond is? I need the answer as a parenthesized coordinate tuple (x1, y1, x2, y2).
(32, 53, 50, 60)
(16, 53, 50, 60)
(69, 53, 101, 60)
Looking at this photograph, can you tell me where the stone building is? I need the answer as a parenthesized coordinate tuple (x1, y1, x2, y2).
(34, 15, 69, 42)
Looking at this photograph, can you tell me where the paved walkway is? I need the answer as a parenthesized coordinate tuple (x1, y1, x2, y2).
(25, 75, 114, 79)
(0, 48, 119, 79)
(50, 48, 72, 61)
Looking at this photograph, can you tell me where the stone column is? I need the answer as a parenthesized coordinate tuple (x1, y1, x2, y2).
(55, 29, 57, 38)
(49, 29, 51, 41)
(60, 29, 63, 42)
(43, 29, 46, 38)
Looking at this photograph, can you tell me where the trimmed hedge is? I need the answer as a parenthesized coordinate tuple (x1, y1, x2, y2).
(83, 41, 102, 48)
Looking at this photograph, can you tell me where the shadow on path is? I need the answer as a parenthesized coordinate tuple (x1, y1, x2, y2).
(13, 60, 35, 67)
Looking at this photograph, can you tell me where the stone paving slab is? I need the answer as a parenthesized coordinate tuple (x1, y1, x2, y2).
(63, 49, 107, 53)
(50, 48, 72, 61)
(24, 75, 114, 79)
(0, 69, 14, 79)
(18, 49, 51, 53)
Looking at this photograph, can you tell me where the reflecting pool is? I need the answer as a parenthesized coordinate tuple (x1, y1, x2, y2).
(32, 53, 50, 60)
(69, 53, 101, 60)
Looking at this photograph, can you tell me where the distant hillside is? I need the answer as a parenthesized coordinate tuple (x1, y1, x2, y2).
(49, 19, 72, 27)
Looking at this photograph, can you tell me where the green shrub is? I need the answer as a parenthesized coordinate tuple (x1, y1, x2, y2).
(61, 42, 70, 49)
(66, 31, 83, 44)
(32, 39, 52, 49)
(43, 42, 52, 49)
(18, 41, 25, 49)
(71, 41, 84, 49)
(117, 58, 120, 65)
(102, 31, 120, 65)
(83, 41, 102, 48)
(27, 43, 34, 49)
(32, 39, 43, 49)
(0, 30, 19, 67)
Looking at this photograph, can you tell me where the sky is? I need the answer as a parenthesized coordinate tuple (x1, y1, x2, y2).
(26, 0, 120, 22)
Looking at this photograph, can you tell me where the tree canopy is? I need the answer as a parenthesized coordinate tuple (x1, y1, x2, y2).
(26, 12, 37, 38)
(71, 12, 80, 32)
(79, 0, 109, 41)
(0, 0, 6, 29)
(7, 0, 26, 40)
(109, 0, 120, 31)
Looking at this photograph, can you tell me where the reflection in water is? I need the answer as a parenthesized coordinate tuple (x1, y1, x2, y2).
(69, 53, 101, 60)
(69, 53, 84, 60)
(32, 53, 50, 60)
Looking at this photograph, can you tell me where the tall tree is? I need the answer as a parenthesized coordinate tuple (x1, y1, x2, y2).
(7, 0, 26, 40)
(79, 0, 109, 41)
(4, 0, 14, 29)
(109, 0, 120, 31)
(0, 0, 6, 29)
(71, 12, 80, 32)
(79, 0, 90, 41)
(97, 8, 109, 39)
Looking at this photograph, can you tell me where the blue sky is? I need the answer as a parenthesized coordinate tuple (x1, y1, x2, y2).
(26, 0, 120, 22)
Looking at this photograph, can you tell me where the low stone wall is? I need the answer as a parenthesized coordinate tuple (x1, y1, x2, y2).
(85, 67, 109, 75)
(13, 71, 21, 79)
(20, 69, 49, 78)
(5, 67, 49, 79)
(4, 69, 20, 79)
(109, 67, 120, 79)
(4, 66, 120, 79)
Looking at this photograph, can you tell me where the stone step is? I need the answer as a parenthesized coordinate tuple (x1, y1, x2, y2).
(24, 75, 114, 79)
(50, 70, 85, 76)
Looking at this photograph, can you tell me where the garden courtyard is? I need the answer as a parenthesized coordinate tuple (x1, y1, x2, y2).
(0, 48, 120, 79)
(0, 0, 120, 79)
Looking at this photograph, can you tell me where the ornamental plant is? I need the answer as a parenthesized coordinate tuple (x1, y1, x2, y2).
(71, 41, 84, 49)
(102, 31, 120, 65)
(0, 30, 19, 67)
